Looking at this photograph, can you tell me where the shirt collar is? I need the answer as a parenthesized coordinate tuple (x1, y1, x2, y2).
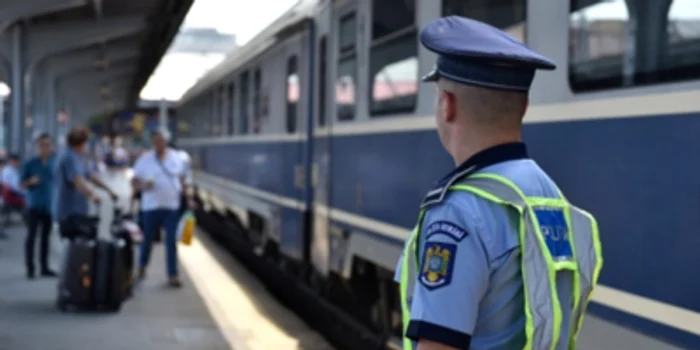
(421, 142, 529, 208)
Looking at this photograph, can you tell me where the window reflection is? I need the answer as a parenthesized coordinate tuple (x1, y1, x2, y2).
(371, 56, 417, 115)
(336, 57, 356, 121)
(569, 0, 700, 92)
(286, 56, 299, 133)
(336, 12, 357, 122)
(370, 0, 417, 116)
(287, 74, 300, 103)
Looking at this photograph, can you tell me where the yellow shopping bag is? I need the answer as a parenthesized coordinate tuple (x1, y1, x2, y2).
(178, 210, 196, 246)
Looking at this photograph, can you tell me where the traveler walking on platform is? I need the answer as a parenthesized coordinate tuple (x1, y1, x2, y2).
(395, 16, 604, 350)
(1, 154, 26, 209)
(0, 154, 26, 238)
(20, 133, 57, 279)
(132, 128, 190, 288)
(110, 136, 130, 168)
(53, 128, 119, 238)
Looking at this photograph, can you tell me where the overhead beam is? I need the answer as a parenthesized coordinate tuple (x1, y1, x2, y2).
(43, 43, 139, 135)
(58, 59, 136, 85)
(21, 15, 146, 102)
(59, 69, 136, 106)
(0, 0, 89, 32)
(5, 15, 145, 154)
(46, 42, 140, 78)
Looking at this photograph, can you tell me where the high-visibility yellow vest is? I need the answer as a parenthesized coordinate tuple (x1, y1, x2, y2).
(400, 173, 603, 350)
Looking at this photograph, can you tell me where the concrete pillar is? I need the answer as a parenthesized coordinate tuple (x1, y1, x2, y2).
(47, 78, 56, 137)
(10, 23, 23, 154)
(0, 93, 5, 150)
(159, 98, 168, 132)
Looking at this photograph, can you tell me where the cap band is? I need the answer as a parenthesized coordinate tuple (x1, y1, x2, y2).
(434, 54, 535, 91)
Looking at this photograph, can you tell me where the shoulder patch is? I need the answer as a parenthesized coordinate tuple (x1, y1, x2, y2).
(425, 221, 469, 242)
(419, 242, 457, 290)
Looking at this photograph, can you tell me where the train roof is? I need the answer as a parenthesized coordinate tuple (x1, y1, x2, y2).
(177, 0, 319, 106)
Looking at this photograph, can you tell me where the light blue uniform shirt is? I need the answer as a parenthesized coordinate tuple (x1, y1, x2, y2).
(395, 143, 573, 350)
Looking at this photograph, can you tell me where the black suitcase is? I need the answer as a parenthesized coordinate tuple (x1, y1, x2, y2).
(56, 237, 127, 312)
(93, 239, 126, 311)
(111, 208, 135, 298)
(56, 238, 95, 310)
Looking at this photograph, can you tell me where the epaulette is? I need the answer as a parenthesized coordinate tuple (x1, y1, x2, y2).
(420, 165, 477, 208)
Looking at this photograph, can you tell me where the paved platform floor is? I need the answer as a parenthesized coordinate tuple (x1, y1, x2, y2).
(0, 222, 334, 350)
(0, 167, 333, 350)
(0, 225, 230, 350)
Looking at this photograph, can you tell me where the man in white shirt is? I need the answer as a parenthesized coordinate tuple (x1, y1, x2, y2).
(131, 129, 190, 288)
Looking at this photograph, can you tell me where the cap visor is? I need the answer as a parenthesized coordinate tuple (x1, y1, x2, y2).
(421, 68, 440, 82)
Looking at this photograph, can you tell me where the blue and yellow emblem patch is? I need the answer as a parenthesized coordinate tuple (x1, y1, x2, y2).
(419, 242, 456, 290)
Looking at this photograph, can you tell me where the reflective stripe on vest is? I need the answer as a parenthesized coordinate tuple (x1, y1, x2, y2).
(400, 173, 603, 350)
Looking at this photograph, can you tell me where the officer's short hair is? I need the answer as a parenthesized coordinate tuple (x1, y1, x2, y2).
(438, 78, 527, 128)
(8, 153, 20, 162)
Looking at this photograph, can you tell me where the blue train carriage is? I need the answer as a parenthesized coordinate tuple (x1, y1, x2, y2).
(176, 0, 700, 348)
(177, 0, 316, 257)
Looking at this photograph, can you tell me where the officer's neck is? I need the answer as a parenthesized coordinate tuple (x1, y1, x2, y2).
(450, 129, 522, 166)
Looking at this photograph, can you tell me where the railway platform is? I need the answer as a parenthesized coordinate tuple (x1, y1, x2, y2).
(0, 171, 333, 350)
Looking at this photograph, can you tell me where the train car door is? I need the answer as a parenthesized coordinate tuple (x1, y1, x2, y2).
(285, 53, 308, 266)
(311, 25, 332, 280)
(310, 2, 359, 280)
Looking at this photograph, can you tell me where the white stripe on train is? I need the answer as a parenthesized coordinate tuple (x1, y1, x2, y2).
(192, 170, 700, 337)
(180, 88, 700, 146)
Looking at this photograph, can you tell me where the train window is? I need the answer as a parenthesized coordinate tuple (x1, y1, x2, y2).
(336, 56, 356, 121)
(339, 13, 356, 52)
(286, 56, 299, 133)
(369, 0, 417, 117)
(218, 85, 227, 136)
(211, 90, 220, 136)
(227, 83, 235, 135)
(569, 0, 700, 92)
(336, 12, 357, 121)
(443, 0, 526, 43)
(318, 36, 328, 127)
(372, 0, 415, 40)
(239, 71, 249, 134)
(253, 69, 262, 134)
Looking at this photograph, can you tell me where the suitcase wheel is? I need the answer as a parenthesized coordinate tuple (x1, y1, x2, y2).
(56, 300, 68, 312)
(108, 303, 121, 313)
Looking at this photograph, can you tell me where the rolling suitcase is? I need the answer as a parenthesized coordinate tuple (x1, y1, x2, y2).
(93, 239, 127, 311)
(111, 207, 135, 299)
(56, 238, 97, 311)
(57, 203, 133, 312)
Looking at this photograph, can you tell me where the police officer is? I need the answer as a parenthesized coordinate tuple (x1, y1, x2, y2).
(396, 16, 604, 350)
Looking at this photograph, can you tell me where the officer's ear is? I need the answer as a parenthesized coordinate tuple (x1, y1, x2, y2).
(439, 89, 457, 123)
